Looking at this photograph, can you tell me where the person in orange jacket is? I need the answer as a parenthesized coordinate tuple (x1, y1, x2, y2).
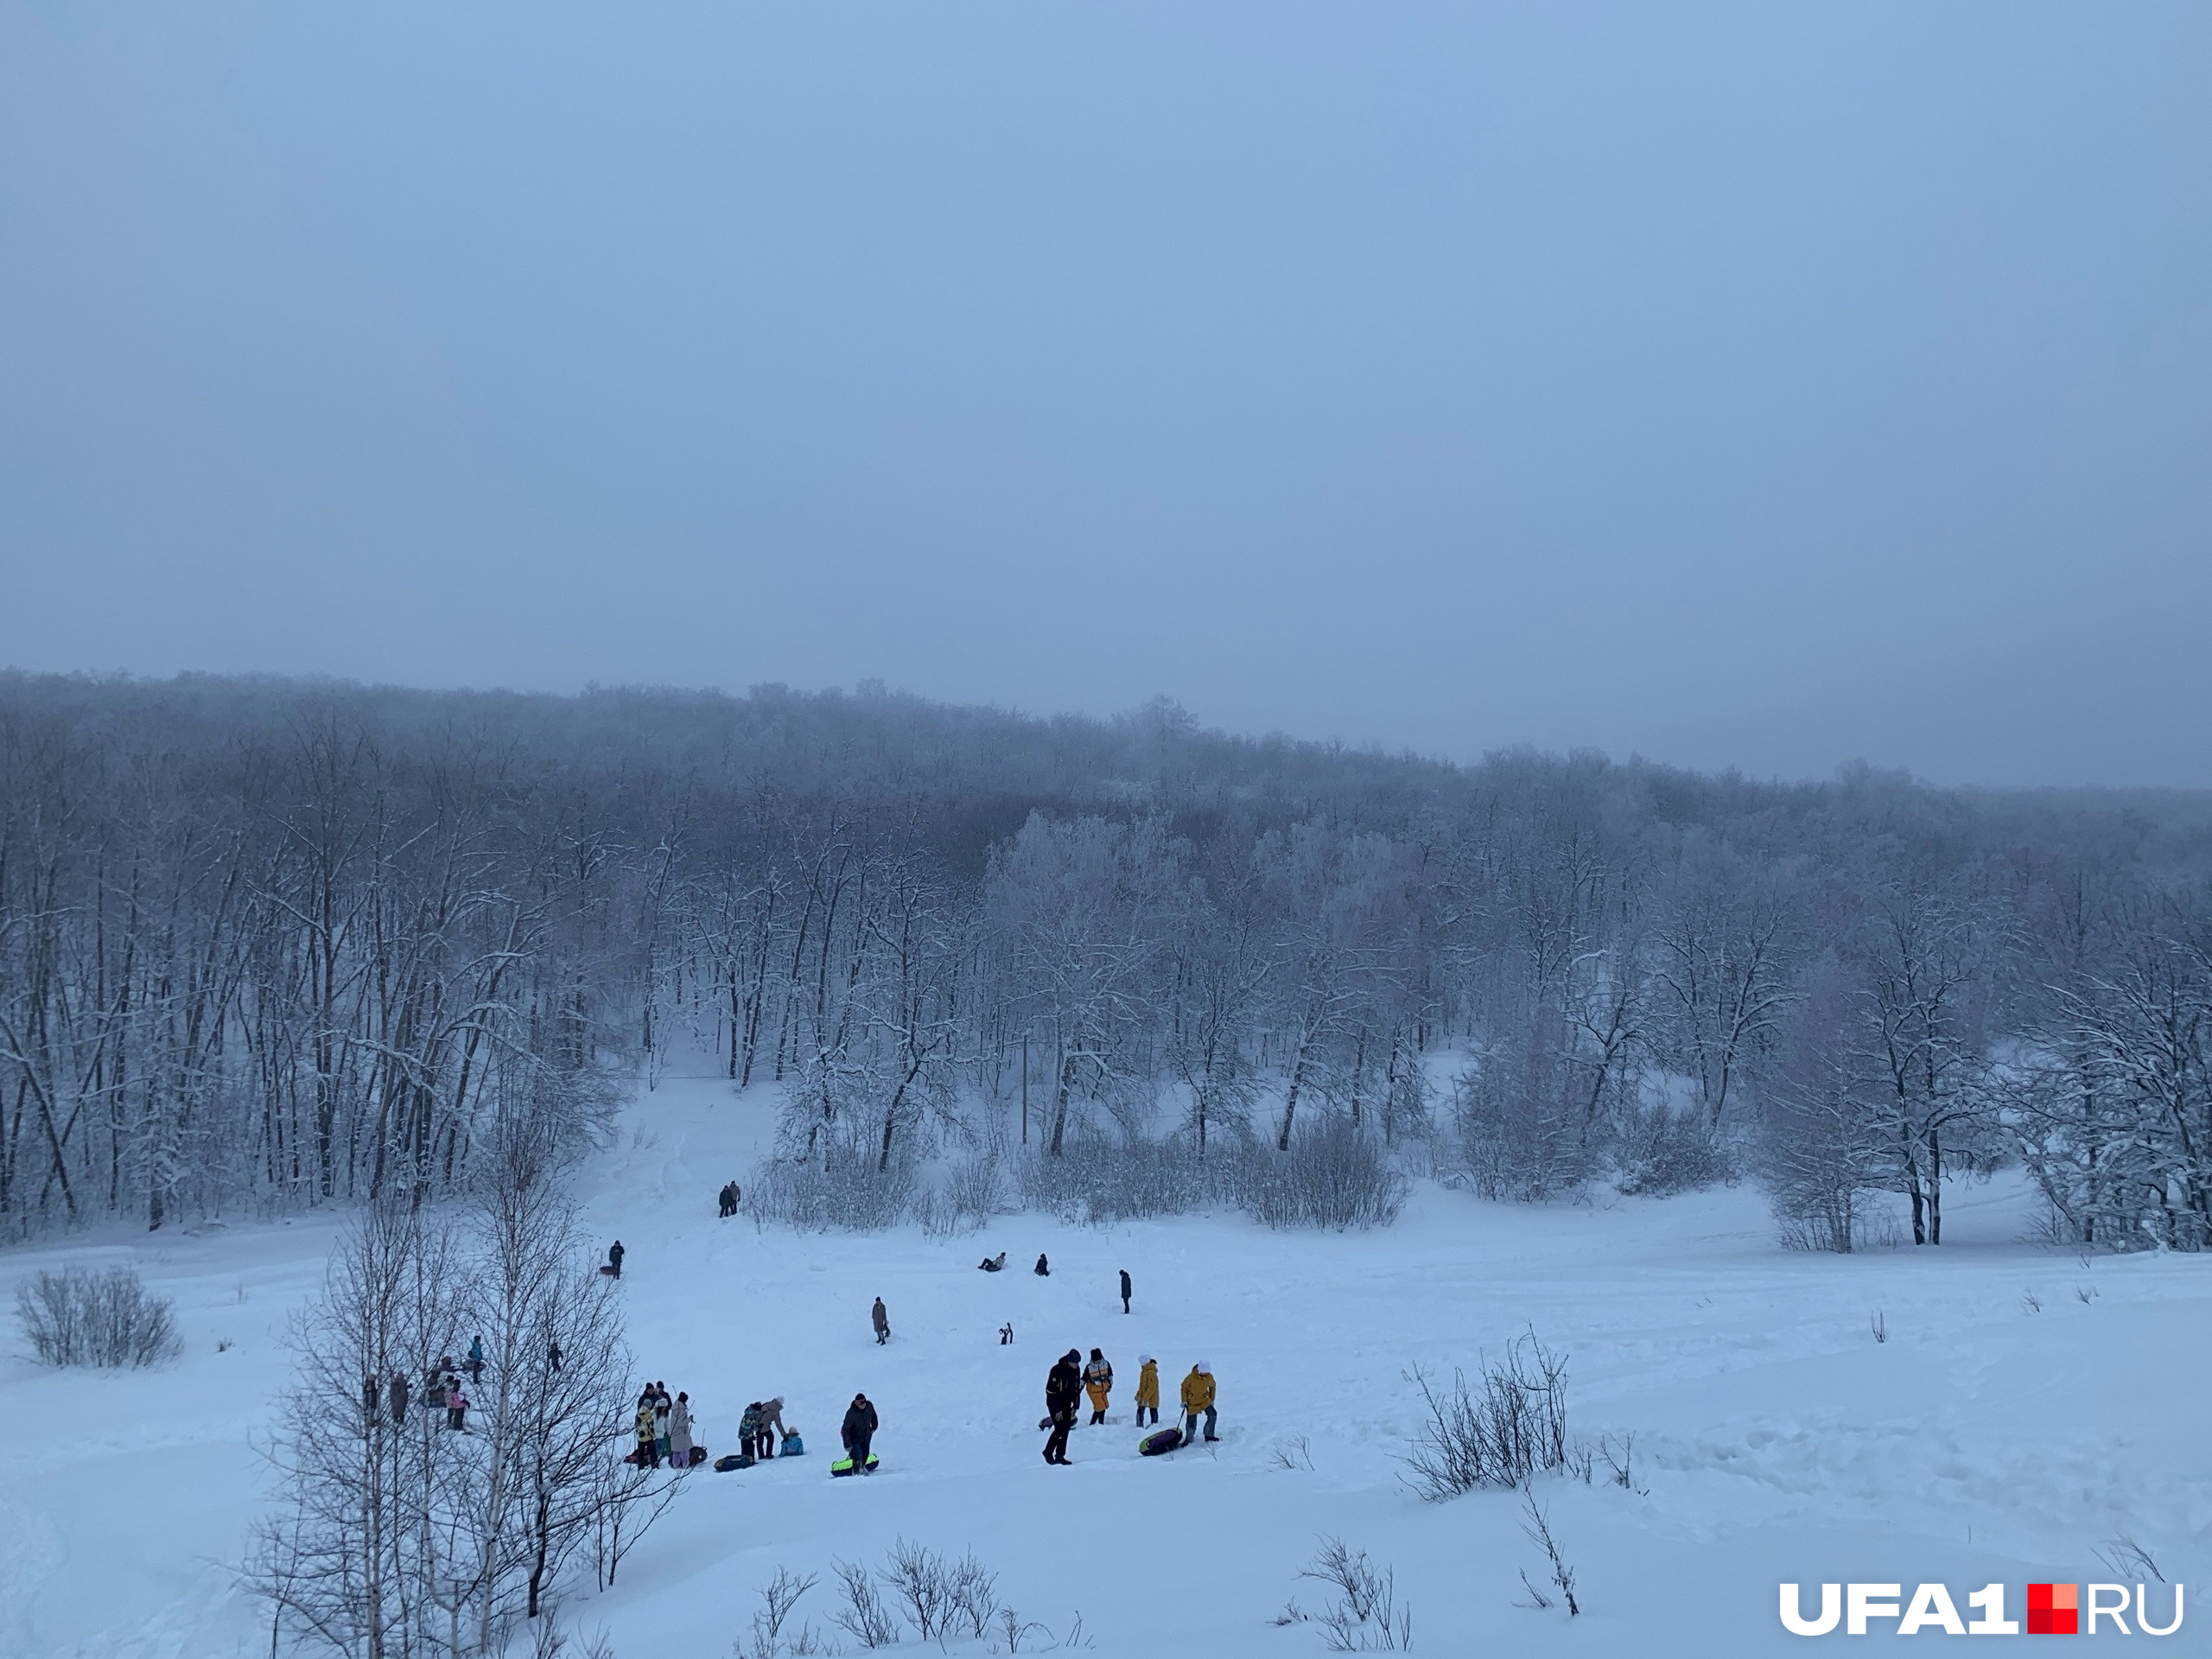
(1081, 1348, 1113, 1425)
(1179, 1361, 1217, 1443)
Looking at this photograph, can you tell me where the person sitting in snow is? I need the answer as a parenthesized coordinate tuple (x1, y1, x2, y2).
(1033, 1253, 1050, 1276)
(978, 1251, 1007, 1271)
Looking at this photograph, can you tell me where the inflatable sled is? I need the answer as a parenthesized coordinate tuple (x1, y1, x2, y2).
(714, 1453, 747, 1472)
(830, 1452, 881, 1477)
(1138, 1427, 1184, 1457)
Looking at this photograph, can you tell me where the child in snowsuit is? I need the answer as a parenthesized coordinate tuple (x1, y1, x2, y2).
(447, 1382, 469, 1433)
(1082, 1349, 1114, 1425)
(740, 1402, 769, 1461)
(635, 1397, 659, 1469)
(1180, 1363, 1217, 1443)
(1134, 1355, 1160, 1427)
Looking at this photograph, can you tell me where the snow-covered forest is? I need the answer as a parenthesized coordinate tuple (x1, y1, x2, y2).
(6, 672, 2209, 1254)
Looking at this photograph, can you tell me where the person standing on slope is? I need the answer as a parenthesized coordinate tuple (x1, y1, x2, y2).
(1119, 1268, 1132, 1313)
(607, 1240, 625, 1279)
(871, 1296, 891, 1345)
(841, 1393, 878, 1473)
(670, 1391, 694, 1468)
(465, 1335, 485, 1385)
(1180, 1362, 1217, 1443)
(635, 1393, 659, 1469)
(1134, 1354, 1160, 1427)
(1082, 1348, 1114, 1425)
(653, 1383, 672, 1462)
(1043, 1349, 1082, 1465)
(389, 1370, 410, 1426)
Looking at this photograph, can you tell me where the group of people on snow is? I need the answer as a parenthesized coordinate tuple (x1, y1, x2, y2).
(716, 1180, 742, 1218)
(632, 1381, 696, 1469)
(738, 1397, 793, 1461)
(1041, 1348, 1217, 1462)
(362, 1340, 496, 1435)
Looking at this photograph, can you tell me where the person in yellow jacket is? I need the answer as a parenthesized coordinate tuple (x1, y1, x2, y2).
(634, 1396, 660, 1468)
(1134, 1354, 1160, 1427)
(1179, 1362, 1217, 1443)
(1081, 1348, 1113, 1425)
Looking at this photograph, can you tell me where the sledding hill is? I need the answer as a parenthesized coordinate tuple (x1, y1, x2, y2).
(3, 1072, 2207, 1656)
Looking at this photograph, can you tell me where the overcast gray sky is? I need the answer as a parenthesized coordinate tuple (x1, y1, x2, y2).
(3, 3, 2207, 785)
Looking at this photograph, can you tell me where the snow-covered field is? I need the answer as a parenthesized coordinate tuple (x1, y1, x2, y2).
(3, 1073, 2205, 1656)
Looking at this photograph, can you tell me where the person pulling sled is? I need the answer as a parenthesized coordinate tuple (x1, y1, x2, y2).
(836, 1393, 879, 1475)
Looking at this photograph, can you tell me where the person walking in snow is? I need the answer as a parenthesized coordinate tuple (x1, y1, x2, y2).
(1043, 1349, 1082, 1465)
(1179, 1362, 1217, 1443)
(465, 1335, 484, 1385)
(635, 1394, 659, 1469)
(841, 1394, 878, 1472)
(1033, 1253, 1050, 1276)
(1119, 1268, 1132, 1313)
(1134, 1354, 1160, 1427)
(607, 1240, 625, 1279)
(871, 1296, 890, 1344)
(1082, 1348, 1114, 1425)
(670, 1392, 694, 1468)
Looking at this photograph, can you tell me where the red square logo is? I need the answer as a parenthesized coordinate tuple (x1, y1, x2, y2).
(2027, 1583, 2078, 1636)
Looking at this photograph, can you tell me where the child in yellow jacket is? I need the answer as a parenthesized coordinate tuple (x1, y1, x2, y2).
(1134, 1355, 1160, 1427)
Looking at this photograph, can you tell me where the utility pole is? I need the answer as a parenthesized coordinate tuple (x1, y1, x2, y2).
(1020, 1033, 1029, 1147)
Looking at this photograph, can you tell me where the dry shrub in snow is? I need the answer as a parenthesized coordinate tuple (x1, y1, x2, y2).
(1402, 1335, 1569, 1499)
(16, 1265, 181, 1368)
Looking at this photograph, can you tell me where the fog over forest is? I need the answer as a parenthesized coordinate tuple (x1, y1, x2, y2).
(3, 671, 2209, 1255)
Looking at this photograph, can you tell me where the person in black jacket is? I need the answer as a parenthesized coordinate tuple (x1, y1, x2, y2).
(1119, 1268, 1132, 1313)
(1042, 1349, 1082, 1465)
(1033, 1253, 1050, 1276)
(607, 1240, 625, 1279)
(389, 1370, 410, 1424)
(841, 1394, 879, 1472)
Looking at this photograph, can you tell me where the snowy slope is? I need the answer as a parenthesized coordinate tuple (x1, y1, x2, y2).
(2, 1071, 2205, 1656)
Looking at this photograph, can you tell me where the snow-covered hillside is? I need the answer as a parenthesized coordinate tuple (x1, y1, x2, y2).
(3, 1073, 2204, 1657)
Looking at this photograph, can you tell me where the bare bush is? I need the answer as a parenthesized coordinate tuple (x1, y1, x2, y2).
(1517, 1487, 1580, 1616)
(946, 1550, 1001, 1640)
(1401, 1336, 1568, 1499)
(731, 1567, 821, 1659)
(1613, 1105, 1734, 1197)
(748, 1131, 919, 1232)
(1232, 1117, 1409, 1230)
(16, 1266, 181, 1368)
(1299, 1537, 1413, 1651)
(1016, 1136, 1205, 1224)
(879, 1537, 953, 1643)
(830, 1558, 901, 1649)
